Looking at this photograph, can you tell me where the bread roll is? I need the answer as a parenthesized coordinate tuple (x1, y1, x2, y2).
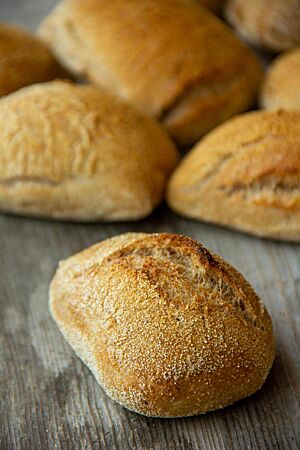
(49, 232, 274, 417)
(0, 22, 67, 97)
(225, 0, 300, 53)
(0, 80, 178, 221)
(167, 110, 300, 241)
(261, 48, 300, 111)
(38, 0, 262, 146)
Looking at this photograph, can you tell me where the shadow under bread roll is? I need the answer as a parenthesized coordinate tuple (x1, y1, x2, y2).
(38, 0, 262, 147)
(49, 232, 275, 417)
(189, 0, 225, 14)
(167, 110, 300, 241)
(0, 22, 68, 97)
(0, 80, 178, 221)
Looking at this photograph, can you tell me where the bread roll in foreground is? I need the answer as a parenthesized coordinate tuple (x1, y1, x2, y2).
(0, 81, 178, 221)
(0, 22, 66, 96)
(49, 232, 274, 417)
(261, 48, 300, 111)
(225, 0, 300, 53)
(39, 0, 262, 146)
(167, 110, 300, 241)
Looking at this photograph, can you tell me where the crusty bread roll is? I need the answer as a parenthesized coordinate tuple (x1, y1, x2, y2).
(0, 22, 67, 97)
(49, 232, 275, 417)
(0, 80, 178, 221)
(261, 48, 300, 111)
(38, 0, 262, 146)
(167, 110, 300, 241)
(225, 0, 300, 53)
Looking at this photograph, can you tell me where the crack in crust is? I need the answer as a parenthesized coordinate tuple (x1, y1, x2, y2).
(0, 176, 60, 186)
(38, 0, 261, 146)
(201, 134, 286, 187)
(49, 232, 274, 417)
(172, 131, 300, 200)
(104, 234, 263, 328)
(167, 110, 300, 240)
(222, 177, 300, 195)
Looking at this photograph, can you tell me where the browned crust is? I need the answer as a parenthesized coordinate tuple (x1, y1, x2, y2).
(49, 232, 274, 417)
(225, 0, 300, 53)
(167, 109, 300, 241)
(0, 22, 67, 96)
(38, 0, 262, 146)
(0, 80, 178, 221)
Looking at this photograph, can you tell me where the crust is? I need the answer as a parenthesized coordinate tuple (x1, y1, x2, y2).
(38, 0, 262, 146)
(0, 81, 178, 221)
(162, 58, 261, 146)
(260, 47, 300, 111)
(167, 110, 300, 241)
(49, 232, 274, 417)
(0, 22, 67, 96)
(225, 0, 300, 53)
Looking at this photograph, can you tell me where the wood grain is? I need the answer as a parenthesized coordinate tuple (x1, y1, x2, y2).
(0, 208, 299, 449)
(0, 1, 300, 448)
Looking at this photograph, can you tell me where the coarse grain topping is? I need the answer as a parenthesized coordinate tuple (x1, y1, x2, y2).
(50, 233, 274, 417)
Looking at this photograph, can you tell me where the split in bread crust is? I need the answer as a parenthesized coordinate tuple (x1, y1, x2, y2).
(167, 110, 300, 241)
(0, 80, 178, 221)
(38, 0, 262, 146)
(49, 232, 275, 417)
(260, 47, 300, 111)
(0, 22, 67, 97)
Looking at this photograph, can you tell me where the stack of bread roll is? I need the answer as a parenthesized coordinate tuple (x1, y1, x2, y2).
(1, 0, 299, 417)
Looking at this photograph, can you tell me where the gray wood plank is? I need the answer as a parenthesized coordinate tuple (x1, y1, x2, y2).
(1, 209, 300, 449)
(0, 1, 300, 448)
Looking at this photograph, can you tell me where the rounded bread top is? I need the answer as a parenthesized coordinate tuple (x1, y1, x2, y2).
(167, 110, 300, 240)
(225, 0, 300, 52)
(0, 22, 66, 96)
(168, 110, 300, 194)
(50, 232, 274, 416)
(39, 0, 261, 117)
(0, 81, 178, 220)
(261, 47, 300, 111)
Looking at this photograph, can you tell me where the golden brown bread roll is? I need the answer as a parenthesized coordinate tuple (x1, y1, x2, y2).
(0, 22, 67, 96)
(225, 0, 300, 53)
(38, 0, 262, 146)
(261, 48, 300, 111)
(0, 80, 178, 221)
(49, 232, 275, 417)
(167, 110, 300, 241)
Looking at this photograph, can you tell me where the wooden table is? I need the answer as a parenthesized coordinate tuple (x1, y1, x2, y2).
(1, 1, 300, 448)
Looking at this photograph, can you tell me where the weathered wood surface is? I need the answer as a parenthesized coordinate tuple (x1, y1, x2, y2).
(1, 209, 300, 449)
(0, 1, 300, 449)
